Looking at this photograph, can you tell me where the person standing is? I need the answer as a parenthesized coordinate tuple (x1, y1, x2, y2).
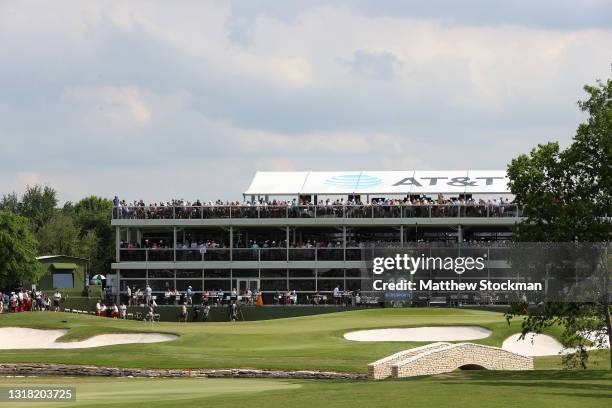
(126, 285, 132, 306)
(333, 285, 341, 306)
(179, 303, 187, 322)
(53, 290, 62, 312)
(144, 284, 152, 306)
(202, 304, 210, 322)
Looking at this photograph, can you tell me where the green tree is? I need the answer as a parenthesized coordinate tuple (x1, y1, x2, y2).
(0, 211, 44, 288)
(0, 192, 19, 213)
(19, 185, 58, 233)
(76, 229, 100, 263)
(73, 196, 114, 275)
(37, 213, 81, 257)
(506, 78, 612, 369)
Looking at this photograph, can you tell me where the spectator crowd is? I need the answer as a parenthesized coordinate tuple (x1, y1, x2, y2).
(113, 195, 519, 220)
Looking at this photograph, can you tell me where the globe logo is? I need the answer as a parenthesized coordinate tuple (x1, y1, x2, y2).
(324, 174, 382, 190)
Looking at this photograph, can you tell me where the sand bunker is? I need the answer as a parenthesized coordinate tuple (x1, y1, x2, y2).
(344, 326, 492, 342)
(502, 332, 610, 357)
(0, 327, 178, 349)
(502, 333, 566, 357)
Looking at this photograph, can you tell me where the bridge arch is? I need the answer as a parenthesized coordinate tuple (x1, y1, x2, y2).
(369, 343, 533, 379)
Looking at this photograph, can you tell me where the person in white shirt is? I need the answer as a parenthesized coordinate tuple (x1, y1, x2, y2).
(333, 286, 341, 305)
(53, 290, 62, 312)
(95, 301, 101, 316)
(144, 284, 152, 305)
(119, 303, 127, 319)
(290, 290, 298, 305)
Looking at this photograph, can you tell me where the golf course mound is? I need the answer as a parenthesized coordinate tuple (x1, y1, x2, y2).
(344, 326, 492, 342)
(0, 327, 178, 349)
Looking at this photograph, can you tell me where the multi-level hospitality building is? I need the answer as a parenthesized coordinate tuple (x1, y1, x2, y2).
(111, 171, 522, 304)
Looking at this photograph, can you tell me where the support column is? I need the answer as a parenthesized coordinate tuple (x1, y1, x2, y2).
(286, 226, 290, 261)
(400, 225, 404, 248)
(116, 270, 121, 305)
(457, 224, 463, 244)
(115, 226, 120, 262)
(229, 226, 234, 262)
(173, 226, 177, 262)
(343, 226, 347, 262)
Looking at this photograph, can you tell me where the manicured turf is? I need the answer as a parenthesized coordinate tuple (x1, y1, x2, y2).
(0, 371, 611, 408)
(0, 308, 608, 372)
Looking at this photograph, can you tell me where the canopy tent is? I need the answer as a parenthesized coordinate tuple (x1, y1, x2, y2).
(244, 171, 510, 196)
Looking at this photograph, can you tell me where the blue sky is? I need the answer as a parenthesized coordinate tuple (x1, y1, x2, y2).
(0, 0, 610, 203)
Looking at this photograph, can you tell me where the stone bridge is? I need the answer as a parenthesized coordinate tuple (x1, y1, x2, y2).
(369, 342, 533, 379)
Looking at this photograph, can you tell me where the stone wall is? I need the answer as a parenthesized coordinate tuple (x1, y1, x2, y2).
(0, 364, 366, 380)
(367, 342, 450, 379)
(391, 343, 533, 378)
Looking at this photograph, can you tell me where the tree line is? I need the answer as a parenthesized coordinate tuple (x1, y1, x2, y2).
(0, 188, 113, 289)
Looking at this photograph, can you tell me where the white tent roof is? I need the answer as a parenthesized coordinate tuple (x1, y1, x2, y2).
(244, 171, 510, 196)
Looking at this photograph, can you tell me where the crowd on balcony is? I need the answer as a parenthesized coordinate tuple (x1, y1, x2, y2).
(112, 195, 518, 219)
(119, 237, 512, 252)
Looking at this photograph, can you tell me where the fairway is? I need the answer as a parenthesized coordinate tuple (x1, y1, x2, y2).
(0, 371, 611, 408)
(0, 308, 537, 372)
(0, 308, 609, 373)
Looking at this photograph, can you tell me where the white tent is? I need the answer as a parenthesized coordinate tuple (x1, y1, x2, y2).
(244, 171, 510, 196)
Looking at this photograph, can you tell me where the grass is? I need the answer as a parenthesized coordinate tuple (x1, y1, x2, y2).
(0, 371, 611, 408)
(0, 308, 608, 372)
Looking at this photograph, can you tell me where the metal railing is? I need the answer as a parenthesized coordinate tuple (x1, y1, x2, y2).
(113, 204, 522, 220)
(119, 247, 356, 262)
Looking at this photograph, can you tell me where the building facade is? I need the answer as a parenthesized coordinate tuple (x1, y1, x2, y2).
(111, 171, 522, 304)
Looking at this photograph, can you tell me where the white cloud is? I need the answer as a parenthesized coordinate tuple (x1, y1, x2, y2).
(0, 1, 610, 203)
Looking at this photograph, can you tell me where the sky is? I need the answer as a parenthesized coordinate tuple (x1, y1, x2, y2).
(0, 0, 611, 204)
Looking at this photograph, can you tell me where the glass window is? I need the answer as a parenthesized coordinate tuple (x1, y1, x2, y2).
(289, 280, 315, 291)
(317, 279, 345, 291)
(148, 269, 174, 278)
(52, 273, 74, 289)
(120, 270, 146, 279)
(260, 280, 287, 291)
(261, 269, 287, 278)
(205, 269, 230, 278)
(289, 269, 316, 278)
(204, 280, 231, 291)
(345, 269, 365, 278)
(176, 269, 202, 278)
(176, 280, 202, 291)
(122, 280, 147, 291)
(318, 268, 344, 278)
(147, 280, 172, 291)
(232, 269, 259, 278)
(345, 279, 364, 292)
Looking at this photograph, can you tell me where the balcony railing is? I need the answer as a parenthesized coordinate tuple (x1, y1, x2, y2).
(119, 247, 363, 262)
(113, 204, 522, 220)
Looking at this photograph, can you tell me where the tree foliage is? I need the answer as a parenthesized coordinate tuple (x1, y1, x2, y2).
(37, 213, 81, 257)
(19, 185, 58, 233)
(0, 211, 44, 288)
(506, 78, 612, 369)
